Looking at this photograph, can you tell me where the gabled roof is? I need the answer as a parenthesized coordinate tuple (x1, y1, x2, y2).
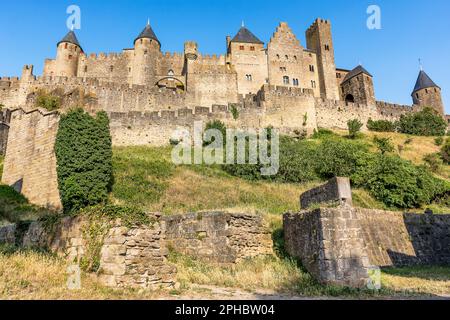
(412, 70, 440, 94)
(134, 22, 160, 45)
(342, 65, 372, 83)
(57, 31, 82, 50)
(231, 27, 264, 44)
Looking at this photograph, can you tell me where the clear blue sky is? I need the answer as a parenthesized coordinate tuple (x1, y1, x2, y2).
(1, 0, 449, 112)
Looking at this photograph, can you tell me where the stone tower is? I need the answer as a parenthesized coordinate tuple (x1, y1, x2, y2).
(184, 41, 198, 91)
(306, 19, 340, 100)
(229, 24, 267, 95)
(340, 65, 375, 106)
(132, 21, 161, 86)
(55, 30, 83, 77)
(412, 70, 444, 116)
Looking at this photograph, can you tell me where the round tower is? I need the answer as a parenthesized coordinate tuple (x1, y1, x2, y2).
(412, 70, 444, 116)
(55, 30, 83, 77)
(132, 21, 161, 86)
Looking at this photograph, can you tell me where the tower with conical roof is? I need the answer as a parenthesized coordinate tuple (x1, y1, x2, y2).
(55, 30, 83, 77)
(132, 21, 161, 85)
(412, 70, 444, 115)
(228, 23, 268, 95)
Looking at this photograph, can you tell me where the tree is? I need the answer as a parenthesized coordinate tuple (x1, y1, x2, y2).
(347, 119, 363, 139)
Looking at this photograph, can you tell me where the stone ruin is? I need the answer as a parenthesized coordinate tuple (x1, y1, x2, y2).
(284, 177, 450, 288)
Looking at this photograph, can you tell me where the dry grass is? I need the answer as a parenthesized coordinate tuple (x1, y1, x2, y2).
(382, 267, 450, 297)
(0, 248, 167, 300)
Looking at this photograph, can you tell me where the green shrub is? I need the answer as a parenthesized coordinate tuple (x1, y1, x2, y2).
(434, 137, 444, 146)
(373, 136, 395, 155)
(347, 119, 363, 139)
(55, 109, 113, 213)
(423, 153, 443, 173)
(441, 138, 450, 164)
(352, 154, 449, 208)
(230, 104, 240, 120)
(397, 107, 447, 136)
(315, 138, 368, 179)
(35, 90, 61, 111)
(312, 128, 337, 140)
(367, 119, 397, 132)
(204, 120, 227, 147)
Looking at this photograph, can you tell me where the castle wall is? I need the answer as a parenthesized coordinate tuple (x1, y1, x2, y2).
(78, 51, 133, 83)
(1, 108, 62, 210)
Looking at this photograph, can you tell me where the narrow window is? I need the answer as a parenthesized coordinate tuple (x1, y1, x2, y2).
(240, 45, 245, 50)
(246, 74, 253, 81)
(84, 66, 88, 72)
(416, 93, 419, 99)
(283, 76, 289, 85)
(324, 44, 330, 51)
(110, 66, 114, 72)
(311, 80, 316, 88)
(64, 43, 68, 49)
(309, 65, 315, 72)
(285, 55, 289, 60)
(276, 54, 280, 59)
(68, 55, 73, 60)
(294, 56, 297, 60)
(250, 46, 255, 51)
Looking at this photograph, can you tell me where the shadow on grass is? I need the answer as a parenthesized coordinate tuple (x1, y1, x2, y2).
(382, 265, 450, 281)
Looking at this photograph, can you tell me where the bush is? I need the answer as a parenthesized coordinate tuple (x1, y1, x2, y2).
(352, 154, 449, 208)
(315, 138, 368, 179)
(367, 119, 397, 132)
(204, 120, 227, 147)
(347, 119, 363, 139)
(397, 107, 447, 136)
(423, 153, 443, 173)
(373, 136, 395, 155)
(35, 90, 61, 111)
(441, 138, 450, 164)
(55, 109, 113, 213)
(435, 137, 444, 146)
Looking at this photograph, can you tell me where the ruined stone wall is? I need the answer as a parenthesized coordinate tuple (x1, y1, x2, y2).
(356, 209, 450, 267)
(0, 215, 177, 290)
(1, 108, 61, 210)
(284, 207, 370, 288)
(162, 212, 273, 264)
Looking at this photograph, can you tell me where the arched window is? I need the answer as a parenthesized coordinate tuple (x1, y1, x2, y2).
(283, 76, 289, 85)
(276, 54, 280, 59)
(110, 66, 114, 72)
(311, 80, 317, 88)
(84, 66, 88, 73)
(168, 70, 174, 76)
(246, 74, 253, 81)
(345, 94, 355, 103)
(285, 55, 289, 60)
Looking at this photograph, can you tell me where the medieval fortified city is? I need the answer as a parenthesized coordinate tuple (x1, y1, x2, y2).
(0, 1, 450, 308)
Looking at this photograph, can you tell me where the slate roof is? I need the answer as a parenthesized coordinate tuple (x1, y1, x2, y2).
(342, 65, 373, 83)
(231, 27, 264, 44)
(412, 70, 440, 94)
(57, 31, 82, 50)
(134, 23, 160, 45)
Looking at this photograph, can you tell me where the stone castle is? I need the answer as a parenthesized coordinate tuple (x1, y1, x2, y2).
(0, 18, 447, 147)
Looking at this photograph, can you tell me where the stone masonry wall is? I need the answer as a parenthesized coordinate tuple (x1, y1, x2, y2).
(162, 212, 273, 264)
(1, 108, 62, 210)
(356, 209, 450, 267)
(284, 179, 450, 287)
(0, 215, 177, 290)
(284, 207, 371, 288)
